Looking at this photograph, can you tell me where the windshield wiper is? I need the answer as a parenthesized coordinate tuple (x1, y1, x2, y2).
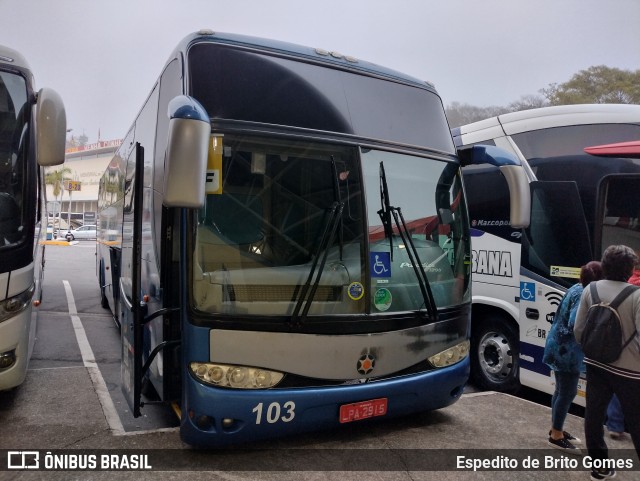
(378, 161, 438, 320)
(331, 156, 344, 260)
(291, 200, 344, 327)
(291, 158, 345, 327)
(377, 162, 394, 258)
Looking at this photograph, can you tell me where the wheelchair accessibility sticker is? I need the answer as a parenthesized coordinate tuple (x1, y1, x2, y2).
(520, 282, 536, 302)
(370, 252, 391, 278)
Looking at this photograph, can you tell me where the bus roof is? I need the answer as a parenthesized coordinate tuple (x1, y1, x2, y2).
(452, 104, 640, 140)
(0, 44, 30, 71)
(584, 140, 640, 158)
(172, 30, 436, 92)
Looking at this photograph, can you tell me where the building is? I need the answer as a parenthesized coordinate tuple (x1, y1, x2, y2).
(45, 139, 121, 230)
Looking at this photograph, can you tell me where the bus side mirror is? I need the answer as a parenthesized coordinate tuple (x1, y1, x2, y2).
(163, 95, 211, 208)
(35, 88, 66, 167)
(459, 145, 531, 229)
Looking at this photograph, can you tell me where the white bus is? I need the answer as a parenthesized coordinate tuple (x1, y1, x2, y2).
(452, 104, 640, 404)
(0, 45, 66, 390)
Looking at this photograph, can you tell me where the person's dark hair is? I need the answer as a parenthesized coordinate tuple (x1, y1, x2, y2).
(580, 261, 603, 287)
(601, 245, 639, 281)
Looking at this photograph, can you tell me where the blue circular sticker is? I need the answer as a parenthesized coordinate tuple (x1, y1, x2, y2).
(348, 282, 364, 301)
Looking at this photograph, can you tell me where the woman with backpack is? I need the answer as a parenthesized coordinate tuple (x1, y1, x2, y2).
(543, 261, 603, 454)
(574, 245, 640, 480)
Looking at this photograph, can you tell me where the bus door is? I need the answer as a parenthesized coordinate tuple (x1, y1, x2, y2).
(518, 181, 591, 376)
(120, 143, 145, 417)
(595, 174, 640, 259)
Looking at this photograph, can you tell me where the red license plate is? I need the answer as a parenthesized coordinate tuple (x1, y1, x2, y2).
(339, 398, 387, 423)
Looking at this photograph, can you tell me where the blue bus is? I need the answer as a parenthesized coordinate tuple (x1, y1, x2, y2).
(96, 30, 529, 446)
(0, 44, 66, 390)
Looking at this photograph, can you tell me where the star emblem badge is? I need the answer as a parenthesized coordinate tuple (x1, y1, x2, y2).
(357, 354, 376, 375)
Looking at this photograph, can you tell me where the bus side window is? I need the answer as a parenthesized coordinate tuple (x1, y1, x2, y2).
(0, 78, 15, 166)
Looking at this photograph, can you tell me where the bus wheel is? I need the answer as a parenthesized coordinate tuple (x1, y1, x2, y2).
(471, 318, 519, 392)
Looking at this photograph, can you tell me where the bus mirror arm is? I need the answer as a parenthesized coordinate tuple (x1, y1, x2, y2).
(499, 165, 531, 229)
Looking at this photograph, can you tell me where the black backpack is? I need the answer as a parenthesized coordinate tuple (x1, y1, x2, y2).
(581, 283, 639, 363)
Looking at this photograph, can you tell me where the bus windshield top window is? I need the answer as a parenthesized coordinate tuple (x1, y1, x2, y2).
(191, 135, 470, 317)
(0, 72, 28, 247)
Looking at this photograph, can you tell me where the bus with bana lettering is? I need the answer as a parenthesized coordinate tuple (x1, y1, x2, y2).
(96, 30, 529, 446)
(0, 44, 66, 390)
(453, 104, 640, 404)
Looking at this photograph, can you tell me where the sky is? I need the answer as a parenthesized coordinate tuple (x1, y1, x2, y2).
(0, 0, 638, 144)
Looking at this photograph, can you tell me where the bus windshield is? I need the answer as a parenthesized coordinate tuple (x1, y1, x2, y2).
(0, 71, 28, 248)
(191, 135, 469, 318)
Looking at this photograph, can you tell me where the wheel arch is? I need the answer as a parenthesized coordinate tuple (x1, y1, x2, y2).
(471, 301, 519, 338)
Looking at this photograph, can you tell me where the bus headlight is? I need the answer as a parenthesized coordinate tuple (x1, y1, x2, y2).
(189, 362, 284, 389)
(428, 340, 470, 368)
(0, 284, 35, 323)
(0, 350, 17, 370)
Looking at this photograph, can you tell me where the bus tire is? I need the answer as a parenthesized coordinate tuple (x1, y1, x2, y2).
(470, 317, 520, 392)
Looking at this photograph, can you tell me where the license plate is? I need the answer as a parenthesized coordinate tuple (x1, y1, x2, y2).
(339, 398, 387, 423)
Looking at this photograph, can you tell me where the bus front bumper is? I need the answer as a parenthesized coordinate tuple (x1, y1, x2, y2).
(180, 357, 469, 447)
(0, 310, 32, 390)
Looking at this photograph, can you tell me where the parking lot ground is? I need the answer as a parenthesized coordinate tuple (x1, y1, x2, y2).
(1, 366, 637, 480)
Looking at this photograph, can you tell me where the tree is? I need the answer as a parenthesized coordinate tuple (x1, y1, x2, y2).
(445, 102, 509, 128)
(541, 65, 640, 105)
(65, 132, 89, 150)
(445, 94, 550, 128)
(44, 167, 72, 232)
(506, 94, 548, 112)
(447, 65, 639, 128)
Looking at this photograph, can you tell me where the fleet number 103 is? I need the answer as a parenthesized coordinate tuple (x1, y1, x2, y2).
(252, 401, 296, 424)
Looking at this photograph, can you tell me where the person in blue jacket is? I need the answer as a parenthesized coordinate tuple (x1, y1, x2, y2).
(543, 261, 603, 453)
